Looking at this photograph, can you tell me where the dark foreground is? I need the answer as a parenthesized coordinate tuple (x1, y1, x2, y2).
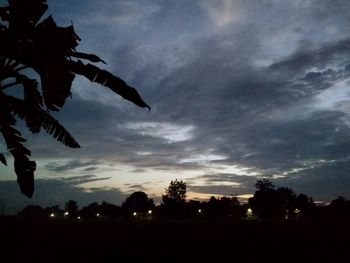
(0, 218, 349, 262)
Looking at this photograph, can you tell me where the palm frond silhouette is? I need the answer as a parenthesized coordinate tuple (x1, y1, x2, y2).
(0, 0, 150, 197)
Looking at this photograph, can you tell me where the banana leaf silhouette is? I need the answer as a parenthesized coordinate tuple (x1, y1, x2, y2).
(0, 0, 150, 197)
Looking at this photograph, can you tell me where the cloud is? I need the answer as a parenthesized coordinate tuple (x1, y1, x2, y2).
(274, 158, 350, 201)
(60, 175, 111, 185)
(126, 183, 149, 192)
(48, 0, 160, 28)
(188, 185, 250, 196)
(25, 31, 350, 201)
(125, 122, 194, 143)
(199, 0, 240, 27)
(190, 173, 257, 185)
(44, 160, 102, 173)
(131, 168, 147, 173)
(187, 173, 257, 196)
(88, 1, 160, 27)
(268, 39, 350, 78)
(7, 0, 350, 203)
(0, 176, 127, 215)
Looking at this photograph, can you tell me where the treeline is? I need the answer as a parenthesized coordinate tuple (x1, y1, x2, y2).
(16, 179, 350, 220)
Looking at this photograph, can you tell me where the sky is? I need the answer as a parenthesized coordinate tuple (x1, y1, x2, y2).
(1, 0, 350, 214)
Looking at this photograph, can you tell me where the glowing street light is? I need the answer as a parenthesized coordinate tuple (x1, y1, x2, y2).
(246, 208, 253, 219)
(198, 209, 202, 214)
(294, 208, 301, 219)
(77, 216, 81, 220)
(133, 212, 137, 217)
(64, 212, 69, 216)
(148, 210, 152, 215)
(96, 213, 100, 217)
(50, 213, 55, 218)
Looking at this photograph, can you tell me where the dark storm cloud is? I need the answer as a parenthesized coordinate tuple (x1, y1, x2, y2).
(24, 97, 207, 172)
(189, 173, 258, 185)
(25, 31, 350, 202)
(6, 0, 350, 202)
(214, 110, 350, 171)
(274, 158, 350, 201)
(0, 177, 127, 215)
(125, 31, 350, 200)
(45, 160, 102, 173)
(187, 173, 257, 196)
(60, 175, 111, 185)
(269, 39, 350, 79)
(188, 185, 251, 196)
(126, 183, 149, 192)
(131, 168, 147, 173)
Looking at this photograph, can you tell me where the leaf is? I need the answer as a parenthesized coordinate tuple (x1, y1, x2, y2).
(16, 74, 43, 106)
(0, 0, 150, 199)
(57, 25, 81, 50)
(0, 153, 7, 165)
(26, 16, 79, 111)
(7, 95, 80, 148)
(0, 7, 10, 21)
(40, 57, 75, 111)
(70, 51, 106, 64)
(0, 110, 35, 198)
(40, 111, 81, 148)
(8, 0, 48, 35)
(70, 60, 151, 110)
(14, 156, 35, 198)
(34, 16, 80, 52)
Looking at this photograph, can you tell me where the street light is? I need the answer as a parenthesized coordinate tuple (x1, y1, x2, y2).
(148, 210, 152, 214)
(246, 208, 253, 219)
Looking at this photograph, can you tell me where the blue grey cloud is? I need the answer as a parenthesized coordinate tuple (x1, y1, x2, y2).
(2, 0, 350, 204)
(45, 160, 102, 173)
(0, 176, 127, 214)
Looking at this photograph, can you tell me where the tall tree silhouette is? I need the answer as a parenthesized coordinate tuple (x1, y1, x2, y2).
(161, 180, 187, 218)
(249, 179, 280, 219)
(0, 0, 150, 197)
(162, 179, 187, 205)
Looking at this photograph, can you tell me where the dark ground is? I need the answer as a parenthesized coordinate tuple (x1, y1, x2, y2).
(0, 218, 349, 262)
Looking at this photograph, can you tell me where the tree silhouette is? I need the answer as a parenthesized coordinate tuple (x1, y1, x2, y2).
(162, 179, 187, 205)
(276, 187, 296, 219)
(0, 0, 150, 197)
(44, 205, 63, 218)
(255, 178, 275, 192)
(122, 191, 154, 216)
(79, 202, 100, 219)
(18, 204, 45, 218)
(64, 199, 78, 219)
(294, 193, 315, 219)
(249, 179, 290, 219)
(160, 180, 187, 218)
(329, 196, 350, 218)
(100, 201, 122, 219)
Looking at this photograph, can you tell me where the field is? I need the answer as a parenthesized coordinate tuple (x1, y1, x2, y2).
(0, 218, 349, 262)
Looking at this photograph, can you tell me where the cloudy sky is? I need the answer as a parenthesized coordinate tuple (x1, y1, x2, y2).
(1, 0, 350, 213)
